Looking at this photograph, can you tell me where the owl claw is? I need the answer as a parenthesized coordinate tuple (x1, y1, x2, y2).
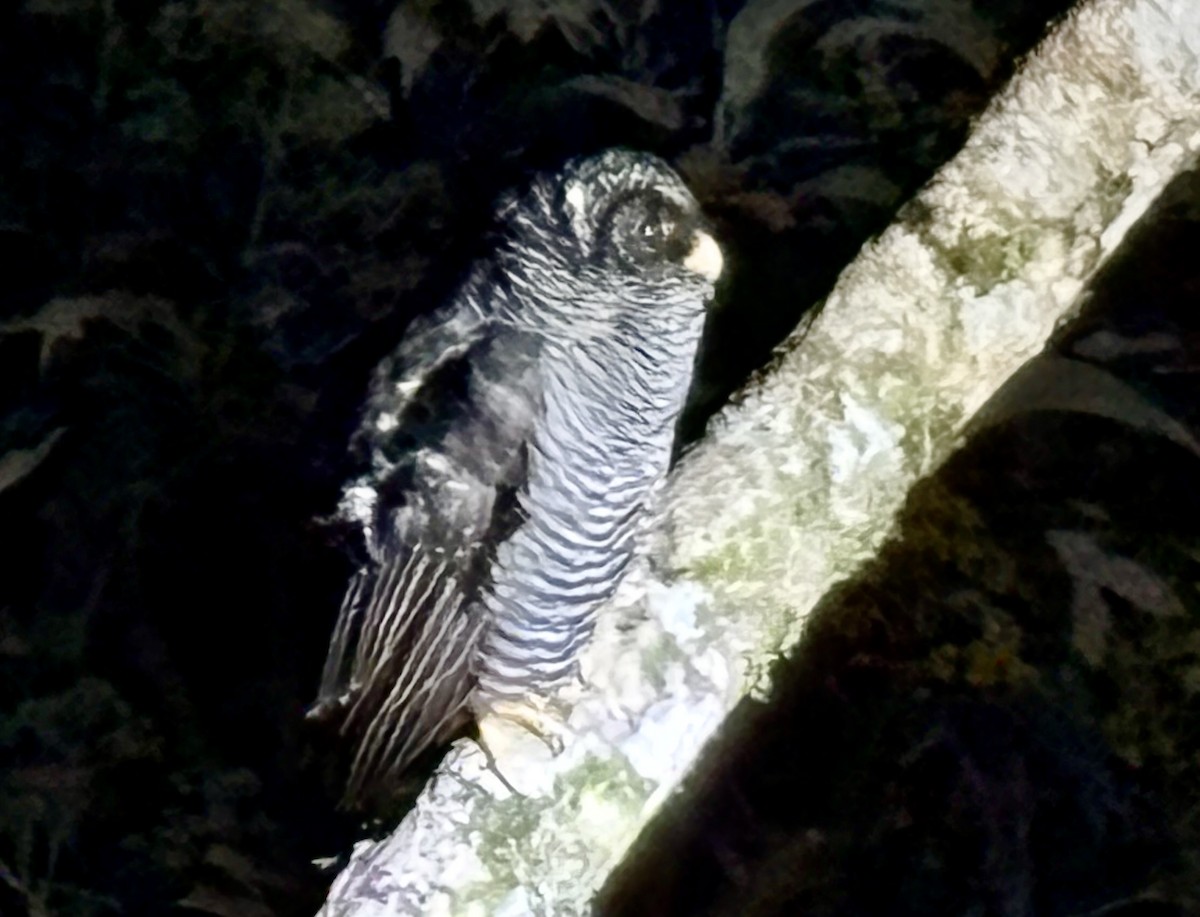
(473, 697, 571, 795)
(481, 696, 569, 750)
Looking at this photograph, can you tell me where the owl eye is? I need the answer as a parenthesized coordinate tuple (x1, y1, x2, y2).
(599, 192, 690, 267)
(642, 217, 674, 239)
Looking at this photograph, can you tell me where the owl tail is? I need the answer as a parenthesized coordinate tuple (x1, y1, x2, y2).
(311, 549, 483, 810)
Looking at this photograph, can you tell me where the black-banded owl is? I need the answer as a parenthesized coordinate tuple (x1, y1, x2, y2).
(310, 148, 722, 809)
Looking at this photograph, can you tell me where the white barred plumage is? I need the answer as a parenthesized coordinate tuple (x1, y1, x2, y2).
(310, 148, 722, 810)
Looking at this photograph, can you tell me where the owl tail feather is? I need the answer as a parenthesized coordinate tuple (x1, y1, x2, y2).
(312, 549, 483, 810)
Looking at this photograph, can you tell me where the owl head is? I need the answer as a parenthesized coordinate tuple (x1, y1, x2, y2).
(492, 149, 723, 335)
(557, 149, 723, 284)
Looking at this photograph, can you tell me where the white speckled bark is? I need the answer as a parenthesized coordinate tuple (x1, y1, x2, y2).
(318, 1, 1200, 913)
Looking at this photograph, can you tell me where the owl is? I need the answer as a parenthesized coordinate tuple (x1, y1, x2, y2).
(311, 148, 722, 809)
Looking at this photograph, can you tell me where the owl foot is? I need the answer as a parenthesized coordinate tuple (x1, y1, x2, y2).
(473, 697, 571, 796)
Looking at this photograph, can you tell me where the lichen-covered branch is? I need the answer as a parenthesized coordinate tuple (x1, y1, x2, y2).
(318, 1, 1200, 913)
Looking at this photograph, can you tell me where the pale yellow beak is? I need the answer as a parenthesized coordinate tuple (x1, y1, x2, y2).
(682, 230, 723, 283)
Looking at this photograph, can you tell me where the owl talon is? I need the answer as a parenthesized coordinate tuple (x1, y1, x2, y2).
(472, 697, 571, 796)
(480, 696, 569, 750)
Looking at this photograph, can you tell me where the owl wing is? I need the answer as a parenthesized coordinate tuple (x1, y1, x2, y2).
(312, 300, 545, 808)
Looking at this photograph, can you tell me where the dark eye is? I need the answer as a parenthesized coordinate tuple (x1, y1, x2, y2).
(599, 192, 690, 267)
(640, 213, 675, 240)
